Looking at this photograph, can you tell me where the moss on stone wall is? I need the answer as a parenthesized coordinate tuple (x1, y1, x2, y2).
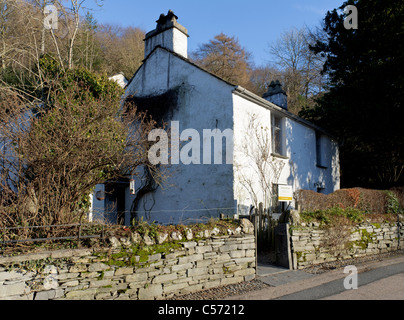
(102, 241, 184, 268)
(351, 229, 376, 250)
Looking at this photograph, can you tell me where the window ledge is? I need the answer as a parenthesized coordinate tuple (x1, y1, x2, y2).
(316, 164, 328, 169)
(271, 153, 289, 160)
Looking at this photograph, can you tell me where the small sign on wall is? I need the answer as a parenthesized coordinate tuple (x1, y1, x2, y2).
(278, 185, 293, 202)
(130, 179, 136, 195)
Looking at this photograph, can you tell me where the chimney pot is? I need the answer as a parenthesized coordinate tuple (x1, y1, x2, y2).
(263, 80, 288, 110)
(144, 10, 189, 58)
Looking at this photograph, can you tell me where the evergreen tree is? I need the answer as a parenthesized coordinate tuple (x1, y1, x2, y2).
(300, 0, 404, 188)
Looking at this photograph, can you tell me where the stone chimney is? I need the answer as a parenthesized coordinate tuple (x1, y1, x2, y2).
(144, 10, 189, 59)
(263, 80, 288, 111)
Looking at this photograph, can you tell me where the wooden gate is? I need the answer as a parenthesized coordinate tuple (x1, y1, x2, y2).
(250, 203, 278, 252)
(242, 202, 292, 268)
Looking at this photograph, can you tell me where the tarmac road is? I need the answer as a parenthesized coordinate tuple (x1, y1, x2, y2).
(321, 273, 404, 300)
(225, 255, 404, 300)
(277, 261, 404, 300)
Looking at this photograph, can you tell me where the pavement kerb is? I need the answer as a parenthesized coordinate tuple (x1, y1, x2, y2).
(224, 255, 404, 300)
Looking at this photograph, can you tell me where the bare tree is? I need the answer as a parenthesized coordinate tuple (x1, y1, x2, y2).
(96, 24, 145, 77)
(65, 0, 84, 69)
(74, 11, 100, 71)
(0, 0, 144, 89)
(268, 26, 325, 114)
(248, 65, 282, 97)
(235, 112, 286, 211)
(0, 76, 164, 238)
(0, 0, 13, 70)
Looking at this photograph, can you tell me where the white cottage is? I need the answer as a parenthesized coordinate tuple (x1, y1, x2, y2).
(90, 11, 340, 225)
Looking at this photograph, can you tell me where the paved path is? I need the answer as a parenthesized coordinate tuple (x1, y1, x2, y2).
(256, 263, 315, 287)
(322, 273, 404, 300)
(225, 255, 404, 300)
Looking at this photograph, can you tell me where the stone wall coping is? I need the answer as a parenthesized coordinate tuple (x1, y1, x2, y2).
(0, 248, 93, 265)
(0, 233, 257, 300)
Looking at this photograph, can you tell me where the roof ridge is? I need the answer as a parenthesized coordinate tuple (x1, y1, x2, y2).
(125, 45, 236, 90)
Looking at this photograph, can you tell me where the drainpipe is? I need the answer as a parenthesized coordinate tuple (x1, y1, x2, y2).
(398, 213, 402, 249)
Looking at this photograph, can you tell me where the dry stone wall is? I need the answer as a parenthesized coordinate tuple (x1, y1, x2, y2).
(290, 221, 403, 269)
(0, 223, 256, 300)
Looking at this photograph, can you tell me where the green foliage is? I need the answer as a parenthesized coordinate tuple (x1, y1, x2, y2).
(0, 55, 129, 225)
(37, 54, 124, 105)
(295, 251, 307, 262)
(300, 206, 364, 226)
(352, 229, 375, 250)
(371, 222, 381, 229)
(300, 210, 331, 225)
(300, 0, 404, 189)
(385, 191, 402, 214)
(132, 218, 158, 236)
(0, 66, 28, 88)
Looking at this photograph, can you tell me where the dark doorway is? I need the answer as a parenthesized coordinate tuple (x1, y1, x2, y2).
(105, 181, 128, 225)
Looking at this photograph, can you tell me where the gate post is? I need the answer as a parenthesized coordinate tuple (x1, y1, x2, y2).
(254, 209, 258, 272)
(274, 223, 293, 269)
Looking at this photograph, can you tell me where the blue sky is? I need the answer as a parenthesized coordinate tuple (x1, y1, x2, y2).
(84, 0, 344, 66)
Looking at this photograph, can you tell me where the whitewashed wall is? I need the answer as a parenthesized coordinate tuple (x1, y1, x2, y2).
(92, 47, 339, 224)
(144, 28, 188, 59)
(108, 74, 128, 88)
(285, 118, 340, 195)
(125, 48, 235, 225)
(89, 184, 106, 223)
(232, 93, 340, 211)
(232, 94, 288, 210)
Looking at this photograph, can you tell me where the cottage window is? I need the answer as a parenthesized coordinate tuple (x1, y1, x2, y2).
(272, 115, 283, 156)
(316, 132, 327, 168)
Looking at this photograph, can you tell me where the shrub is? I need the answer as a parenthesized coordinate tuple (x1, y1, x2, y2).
(300, 206, 364, 226)
(295, 187, 392, 214)
(385, 191, 402, 214)
(0, 65, 162, 239)
(389, 187, 404, 212)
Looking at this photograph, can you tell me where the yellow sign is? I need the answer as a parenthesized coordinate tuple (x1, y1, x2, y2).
(278, 185, 293, 202)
